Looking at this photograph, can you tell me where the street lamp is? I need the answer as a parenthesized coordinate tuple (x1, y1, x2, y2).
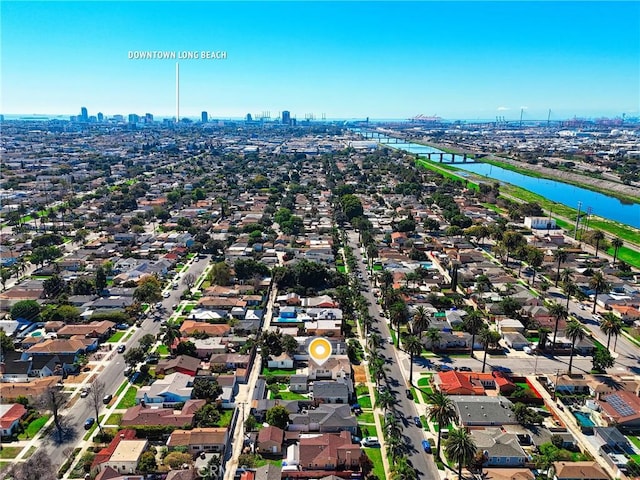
(553, 369, 561, 401)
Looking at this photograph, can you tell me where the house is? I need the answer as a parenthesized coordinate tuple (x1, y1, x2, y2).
(56, 320, 115, 341)
(597, 391, 640, 429)
(290, 374, 308, 393)
(435, 371, 485, 395)
(267, 352, 294, 370)
(166, 427, 228, 455)
(593, 427, 632, 452)
(180, 320, 231, 337)
(471, 428, 527, 467)
(121, 399, 205, 427)
(293, 431, 362, 471)
(209, 353, 250, 371)
(481, 469, 534, 480)
(257, 425, 284, 456)
(312, 381, 350, 404)
(156, 355, 201, 376)
(288, 404, 357, 434)
(451, 396, 518, 427)
(135, 372, 194, 405)
(552, 461, 610, 480)
(94, 466, 144, 480)
(497, 318, 525, 334)
(25, 337, 89, 356)
(0, 375, 62, 402)
(96, 439, 148, 475)
(503, 332, 530, 350)
(0, 403, 27, 437)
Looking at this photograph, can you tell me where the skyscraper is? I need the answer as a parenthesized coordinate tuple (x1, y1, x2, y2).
(97, 112, 104, 122)
(201, 111, 208, 123)
(282, 110, 291, 125)
(80, 107, 88, 122)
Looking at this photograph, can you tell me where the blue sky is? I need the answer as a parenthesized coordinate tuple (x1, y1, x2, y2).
(1, 1, 638, 120)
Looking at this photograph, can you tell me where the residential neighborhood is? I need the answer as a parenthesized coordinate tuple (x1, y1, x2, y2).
(0, 119, 639, 480)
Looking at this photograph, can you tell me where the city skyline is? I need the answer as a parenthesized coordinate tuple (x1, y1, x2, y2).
(1, 1, 639, 120)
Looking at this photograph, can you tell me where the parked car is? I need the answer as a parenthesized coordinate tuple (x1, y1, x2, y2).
(422, 440, 432, 453)
(414, 416, 422, 427)
(162, 291, 170, 298)
(117, 344, 126, 353)
(80, 387, 90, 398)
(387, 336, 393, 344)
(116, 323, 129, 330)
(84, 418, 95, 430)
(361, 437, 380, 447)
(459, 366, 472, 372)
(406, 389, 413, 399)
(103, 394, 113, 404)
(437, 364, 453, 372)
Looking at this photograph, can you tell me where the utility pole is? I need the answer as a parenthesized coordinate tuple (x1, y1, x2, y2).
(574, 201, 582, 240)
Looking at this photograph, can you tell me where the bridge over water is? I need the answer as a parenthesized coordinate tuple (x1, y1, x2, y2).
(358, 130, 487, 163)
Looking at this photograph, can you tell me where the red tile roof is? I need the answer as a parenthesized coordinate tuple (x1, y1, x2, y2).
(0, 403, 27, 429)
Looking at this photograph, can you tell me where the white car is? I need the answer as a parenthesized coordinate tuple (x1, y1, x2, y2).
(387, 337, 393, 344)
(361, 437, 380, 447)
(162, 291, 170, 298)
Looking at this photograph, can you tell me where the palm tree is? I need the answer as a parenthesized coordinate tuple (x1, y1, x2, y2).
(390, 455, 417, 480)
(389, 301, 408, 348)
(403, 271, 419, 290)
(411, 305, 430, 337)
(161, 324, 182, 350)
(563, 280, 578, 310)
(444, 428, 477, 480)
(369, 356, 386, 385)
(549, 302, 568, 355)
(425, 328, 441, 352)
(383, 412, 402, 442)
(526, 247, 544, 287)
(560, 268, 574, 286)
(554, 249, 568, 287)
(426, 391, 457, 460)
(403, 334, 423, 385)
(376, 389, 396, 411)
(591, 230, 605, 257)
(538, 327, 552, 351)
(378, 269, 393, 292)
(480, 328, 501, 373)
(600, 313, 623, 350)
(565, 319, 585, 374)
(386, 437, 406, 465)
(611, 238, 623, 266)
(463, 310, 484, 358)
(589, 271, 610, 314)
(367, 332, 383, 352)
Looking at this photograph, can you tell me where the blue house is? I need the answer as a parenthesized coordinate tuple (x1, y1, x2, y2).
(280, 306, 297, 319)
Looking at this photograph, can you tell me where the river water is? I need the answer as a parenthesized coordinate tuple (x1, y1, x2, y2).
(373, 137, 640, 229)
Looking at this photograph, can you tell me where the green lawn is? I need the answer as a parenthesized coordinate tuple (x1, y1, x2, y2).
(357, 395, 372, 409)
(115, 380, 129, 397)
(217, 409, 234, 427)
(0, 447, 22, 459)
(364, 447, 385, 480)
(337, 265, 346, 273)
(357, 412, 375, 424)
(18, 414, 50, 439)
(107, 331, 125, 343)
(273, 391, 308, 400)
(155, 344, 170, 356)
(116, 386, 138, 409)
(105, 413, 122, 426)
(628, 436, 640, 450)
(261, 367, 296, 376)
(356, 385, 370, 399)
(124, 331, 134, 341)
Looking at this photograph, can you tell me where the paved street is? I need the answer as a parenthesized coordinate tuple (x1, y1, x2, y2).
(347, 232, 442, 480)
(41, 255, 211, 470)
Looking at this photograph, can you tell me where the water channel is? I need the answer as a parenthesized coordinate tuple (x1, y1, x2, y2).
(368, 135, 640, 229)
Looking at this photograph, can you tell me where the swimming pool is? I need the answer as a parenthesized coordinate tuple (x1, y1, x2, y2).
(572, 410, 595, 427)
(273, 318, 301, 323)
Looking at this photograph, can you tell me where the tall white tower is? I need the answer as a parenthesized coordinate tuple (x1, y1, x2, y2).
(175, 62, 180, 122)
